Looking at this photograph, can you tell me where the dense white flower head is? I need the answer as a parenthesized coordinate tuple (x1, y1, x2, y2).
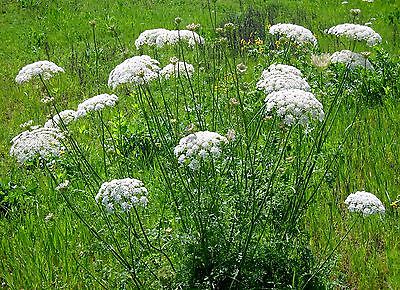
(135, 28, 170, 49)
(155, 30, 205, 47)
(345, 191, 385, 215)
(76, 94, 118, 118)
(161, 61, 194, 79)
(95, 178, 149, 213)
(269, 23, 317, 45)
(265, 89, 324, 126)
(15, 61, 64, 84)
(326, 23, 382, 46)
(174, 131, 228, 170)
(330, 50, 373, 70)
(108, 55, 161, 89)
(44, 110, 77, 128)
(264, 64, 303, 77)
(10, 127, 64, 164)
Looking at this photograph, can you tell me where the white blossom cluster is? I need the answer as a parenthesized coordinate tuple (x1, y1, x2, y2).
(75, 94, 118, 118)
(10, 127, 64, 164)
(160, 61, 194, 79)
(330, 50, 373, 70)
(44, 110, 77, 128)
(108, 55, 161, 88)
(326, 23, 382, 46)
(345, 191, 385, 215)
(257, 64, 310, 95)
(174, 131, 228, 170)
(95, 178, 149, 213)
(269, 23, 317, 45)
(265, 89, 325, 126)
(15, 60, 64, 84)
(134, 28, 169, 49)
(135, 29, 204, 49)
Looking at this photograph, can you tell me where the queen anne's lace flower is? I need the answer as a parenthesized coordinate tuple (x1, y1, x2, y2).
(330, 50, 373, 70)
(174, 131, 228, 170)
(95, 178, 149, 213)
(75, 94, 118, 118)
(326, 23, 382, 46)
(108, 55, 161, 88)
(345, 191, 385, 215)
(10, 127, 64, 164)
(265, 89, 324, 126)
(44, 110, 77, 128)
(15, 61, 64, 84)
(264, 64, 303, 77)
(155, 30, 205, 47)
(257, 71, 310, 95)
(135, 28, 170, 49)
(269, 24, 317, 45)
(160, 61, 194, 79)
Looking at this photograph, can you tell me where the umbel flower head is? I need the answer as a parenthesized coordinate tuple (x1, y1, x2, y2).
(44, 110, 77, 128)
(326, 23, 382, 46)
(95, 178, 149, 213)
(15, 60, 64, 84)
(160, 61, 194, 79)
(174, 131, 228, 170)
(134, 28, 170, 49)
(265, 89, 325, 126)
(330, 50, 373, 70)
(257, 64, 310, 95)
(155, 29, 205, 47)
(269, 23, 317, 45)
(108, 55, 161, 89)
(345, 191, 385, 215)
(10, 127, 64, 164)
(75, 94, 118, 118)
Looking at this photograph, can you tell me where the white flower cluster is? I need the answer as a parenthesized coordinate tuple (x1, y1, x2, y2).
(10, 127, 64, 164)
(269, 23, 317, 45)
(15, 61, 64, 84)
(326, 23, 382, 46)
(174, 131, 228, 170)
(257, 64, 310, 95)
(134, 28, 169, 49)
(75, 94, 118, 118)
(345, 191, 385, 215)
(160, 61, 194, 79)
(330, 50, 373, 70)
(265, 89, 325, 126)
(44, 110, 77, 128)
(95, 178, 149, 213)
(135, 29, 204, 48)
(108, 55, 161, 88)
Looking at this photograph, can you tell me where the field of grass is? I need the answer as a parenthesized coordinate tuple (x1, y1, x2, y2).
(1, 0, 399, 289)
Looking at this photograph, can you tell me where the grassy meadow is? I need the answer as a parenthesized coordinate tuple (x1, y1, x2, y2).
(1, 0, 400, 289)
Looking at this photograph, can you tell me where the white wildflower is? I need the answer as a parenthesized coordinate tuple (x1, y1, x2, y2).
(10, 127, 64, 164)
(330, 50, 373, 70)
(44, 110, 77, 128)
(269, 23, 317, 45)
(345, 191, 385, 215)
(20, 120, 34, 129)
(265, 89, 325, 126)
(311, 53, 331, 68)
(108, 55, 161, 89)
(95, 178, 149, 213)
(257, 71, 310, 95)
(265, 64, 303, 77)
(326, 23, 382, 46)
(15, 60, 64, 84)
(75, 94, 118, 118)
(134, 28, 169, 49)
(155, 30, 205, 47)
(160, 61, 194, 79)
(55, 180, 70, 191)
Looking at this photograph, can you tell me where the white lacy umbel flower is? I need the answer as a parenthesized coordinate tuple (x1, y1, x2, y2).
(15, 61, 64, 84)
(135, 28, 170, 49)
(265, 89, 324, 126)
(326, 23, 382, 46)
(10, 127, 64, 164)
(174, 131, 228, 169)
(160, 61, 194, 79)
(108, 55, 161, 89)
(155, 30, 205, 47)
(269, 23, 317, 45)
(75, 94, 118, 118)
(264, 64, 303, 77)
(345, 191, 385, 215)
(95, 178, 149, 213)
(257, 71, 310, 95)
(330, 50, 373, 70)
(44, 110, 77, 128)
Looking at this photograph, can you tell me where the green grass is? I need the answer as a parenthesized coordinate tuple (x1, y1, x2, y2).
(1, 0, 399, 288)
